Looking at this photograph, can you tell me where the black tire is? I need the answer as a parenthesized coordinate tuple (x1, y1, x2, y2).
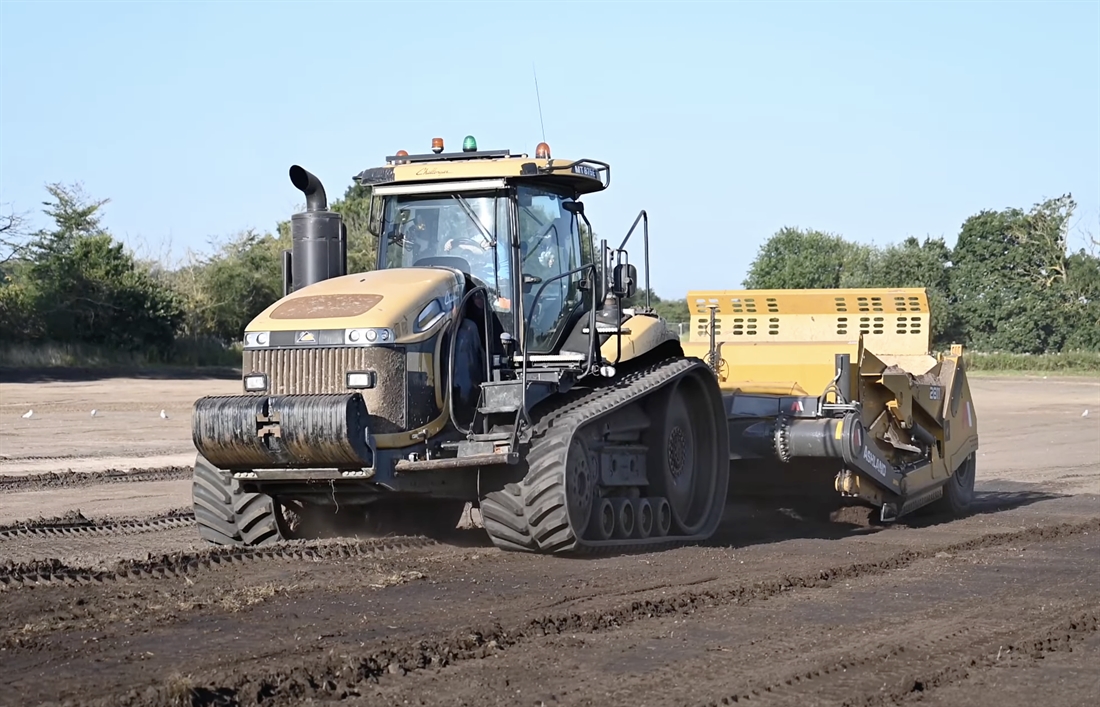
(929, 452, 976, 517)
(192, 454, 283, 546)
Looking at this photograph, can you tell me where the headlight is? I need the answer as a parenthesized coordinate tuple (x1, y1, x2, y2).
(243, 373, 268, 392)
(346, 371, 376, 389)
(244, 331, 270, 348)
(416, 299, 445, 332)
(345, 328, 395, 346)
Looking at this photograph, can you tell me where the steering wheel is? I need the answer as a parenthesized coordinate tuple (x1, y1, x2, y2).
(446, 237, 489, 254)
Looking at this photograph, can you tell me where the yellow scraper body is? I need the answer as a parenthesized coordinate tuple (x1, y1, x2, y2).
(683, 287, 979, 523)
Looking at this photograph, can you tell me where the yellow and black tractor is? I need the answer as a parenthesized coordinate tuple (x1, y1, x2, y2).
(190, 136, 979, 553)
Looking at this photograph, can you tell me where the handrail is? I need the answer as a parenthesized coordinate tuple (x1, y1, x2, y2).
(617, 210, 650, 310)
(445, 284, 493, 437)
(518, 262, 600, 426)
(541, 158, 612, 189)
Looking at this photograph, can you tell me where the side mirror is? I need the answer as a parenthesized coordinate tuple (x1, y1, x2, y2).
(611, 263, 636, 300)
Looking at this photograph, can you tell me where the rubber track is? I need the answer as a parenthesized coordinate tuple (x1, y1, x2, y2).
(481, 356, 724, 555)
(111, 518, 1100, 707)
(0, 512, 196, 541)
(0, 535, 438, 590)
(0, 466, 190, 493)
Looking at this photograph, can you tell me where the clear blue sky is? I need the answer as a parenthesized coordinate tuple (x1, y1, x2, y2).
(2, 0, 1097, 298)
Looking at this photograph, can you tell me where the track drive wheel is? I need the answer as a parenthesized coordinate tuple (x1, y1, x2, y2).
(928, 451, 976, 517)
(192, 453, 284, 546)
(645, 372, 724, 535)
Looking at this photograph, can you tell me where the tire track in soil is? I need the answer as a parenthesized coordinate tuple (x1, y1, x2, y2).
(849, 609, 1099, 707)
(0, 466, 190, 493)
(85, 517, 1100, 707)
(694, 605, 1099, 707)
(0, 508, 195, 538)
(0, 535, 442, 591)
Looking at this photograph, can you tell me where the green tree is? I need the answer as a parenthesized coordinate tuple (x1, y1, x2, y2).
(861, 236, 957, 344)
(192, 228, 287, 342)
(1064, 248, 1100, 350)
(949, 195, 1080, 353)
(21, 183, 184, 352)
(331, 182, 377, 273)
(743, 227, 874, 289)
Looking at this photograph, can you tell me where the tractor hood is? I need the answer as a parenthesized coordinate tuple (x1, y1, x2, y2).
(245, 267, 464, 345)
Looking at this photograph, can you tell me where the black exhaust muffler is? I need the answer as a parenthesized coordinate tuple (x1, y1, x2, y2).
(284, 165, 347, 293)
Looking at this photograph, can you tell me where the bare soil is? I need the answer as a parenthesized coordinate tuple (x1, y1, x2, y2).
(0, 373, 1097, 707)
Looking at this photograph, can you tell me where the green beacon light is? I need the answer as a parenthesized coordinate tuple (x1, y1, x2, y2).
(462, 135, 477, 152)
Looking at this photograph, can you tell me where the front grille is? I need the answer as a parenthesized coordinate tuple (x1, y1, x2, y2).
(245, 347, 408, 434)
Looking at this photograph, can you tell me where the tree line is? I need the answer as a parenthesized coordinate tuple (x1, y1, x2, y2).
(738, 195, 1099, 353)
(0, 181, 1096, 363)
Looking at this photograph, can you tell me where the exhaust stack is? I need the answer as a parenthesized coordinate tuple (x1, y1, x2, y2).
(285, 165, 346, 293)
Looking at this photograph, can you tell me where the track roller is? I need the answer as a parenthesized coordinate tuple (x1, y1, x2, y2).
(632, 497, 654, 539)
(610, 497, 635, 538)
(589, 498, 615, 540)
(652, 497, 672, 536)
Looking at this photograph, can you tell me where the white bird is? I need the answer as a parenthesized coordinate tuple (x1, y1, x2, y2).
(160, 409, 168, 419)
(90, 409, 97, 417)
(21, 410, 33, 418)
(1083, 410, 1090, 417)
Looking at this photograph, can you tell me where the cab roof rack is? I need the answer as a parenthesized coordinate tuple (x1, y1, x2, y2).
(386, 149, 518, 165)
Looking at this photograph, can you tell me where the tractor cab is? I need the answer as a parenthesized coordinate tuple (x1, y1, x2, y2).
(356, 137, 633, 370)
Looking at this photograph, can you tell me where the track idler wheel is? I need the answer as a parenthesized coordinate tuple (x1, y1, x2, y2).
(645, 372, 724, 536)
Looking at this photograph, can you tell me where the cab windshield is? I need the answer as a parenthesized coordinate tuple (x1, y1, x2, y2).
(378, 191, 512, 305)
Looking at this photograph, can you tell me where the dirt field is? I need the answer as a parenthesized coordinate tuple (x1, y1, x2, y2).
(1, 373, 1097, 707)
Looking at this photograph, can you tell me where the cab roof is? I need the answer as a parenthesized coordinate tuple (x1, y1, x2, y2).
(353, 138, 610, 196)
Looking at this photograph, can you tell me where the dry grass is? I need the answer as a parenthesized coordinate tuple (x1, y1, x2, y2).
(217, 583, 281, 612)
(0, 338, 241, 369)
(368, 570, 427, 589)
(164, 673, 195, 707)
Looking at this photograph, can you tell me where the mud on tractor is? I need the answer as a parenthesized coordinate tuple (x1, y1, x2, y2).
(190, 136, 980, 554)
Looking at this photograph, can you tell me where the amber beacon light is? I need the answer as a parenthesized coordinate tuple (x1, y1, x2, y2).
(535, 142, 551, 159)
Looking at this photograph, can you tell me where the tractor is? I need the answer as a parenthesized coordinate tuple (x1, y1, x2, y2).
(190, 136, 979, 554)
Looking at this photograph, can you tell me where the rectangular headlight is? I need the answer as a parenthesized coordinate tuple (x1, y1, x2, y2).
(243, 373, 267, 392)
(346, 371, 376, 389)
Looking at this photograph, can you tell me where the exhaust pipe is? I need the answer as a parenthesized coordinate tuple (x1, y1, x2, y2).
(286, 165, 346, 293)
(289, 164, 328, 212)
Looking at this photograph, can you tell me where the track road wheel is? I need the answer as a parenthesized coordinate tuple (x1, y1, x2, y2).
(929, 451, 977, 517)
(645, 373, 724, 536)
(192, 454, 283, 546)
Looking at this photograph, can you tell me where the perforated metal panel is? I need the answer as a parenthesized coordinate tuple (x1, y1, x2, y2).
(686, 288, 931, 356)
